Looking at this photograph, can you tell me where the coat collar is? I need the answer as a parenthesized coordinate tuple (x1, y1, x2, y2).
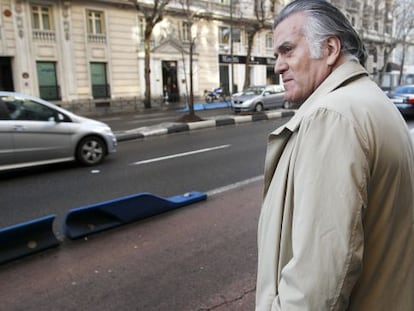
(271, 60, 368, 136)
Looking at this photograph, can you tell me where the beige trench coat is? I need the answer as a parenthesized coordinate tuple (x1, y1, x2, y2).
(256, 60, 414, 310)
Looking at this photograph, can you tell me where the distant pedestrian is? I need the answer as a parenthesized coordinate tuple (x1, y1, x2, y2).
(256, 1, 414, 310)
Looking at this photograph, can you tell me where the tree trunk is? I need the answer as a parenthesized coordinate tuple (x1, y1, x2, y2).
(243, 31, 257, 90)
(189, 40, 195, 117)
(398, 40, 407, 85)
(144, 28, 152, 109)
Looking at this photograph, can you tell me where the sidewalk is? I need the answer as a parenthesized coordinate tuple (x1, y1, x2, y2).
(114, 103, 295, 142)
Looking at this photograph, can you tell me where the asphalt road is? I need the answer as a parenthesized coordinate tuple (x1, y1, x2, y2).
(0, 108, 287, 310)
(0, 115, 289, 230)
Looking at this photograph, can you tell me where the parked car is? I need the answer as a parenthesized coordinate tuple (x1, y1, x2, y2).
(388, 84, 414, 116)
(0, 91, 117, 171)
(231, 84, 286, 113)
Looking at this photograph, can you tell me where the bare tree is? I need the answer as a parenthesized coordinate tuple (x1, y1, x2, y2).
(394, 0, 414, 84)
(130, 0, 170, 108)
(369, 0, 414, 86)
(176, 0, 203, 121)
(242, 0, 281, 90)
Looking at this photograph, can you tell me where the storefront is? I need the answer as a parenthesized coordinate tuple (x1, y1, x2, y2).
(218, 54, 280, 94)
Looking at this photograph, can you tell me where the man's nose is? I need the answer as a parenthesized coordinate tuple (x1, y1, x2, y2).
(274, 56, 287, 74)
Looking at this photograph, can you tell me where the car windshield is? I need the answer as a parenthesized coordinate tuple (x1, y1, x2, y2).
(242, 86, 264, 95)
(394, 86, 414, 94)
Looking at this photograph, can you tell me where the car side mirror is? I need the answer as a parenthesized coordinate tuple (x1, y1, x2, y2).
(52, 112, 65, 122)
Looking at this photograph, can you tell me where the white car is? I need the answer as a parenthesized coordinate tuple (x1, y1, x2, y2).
(0, 91, 117, 171)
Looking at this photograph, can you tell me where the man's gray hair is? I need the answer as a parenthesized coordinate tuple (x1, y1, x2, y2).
(273, 0, 367, 67)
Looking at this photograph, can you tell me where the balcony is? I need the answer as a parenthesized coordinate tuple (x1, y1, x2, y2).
(87, 33, 107, 44)
(32, 30, 56, 42)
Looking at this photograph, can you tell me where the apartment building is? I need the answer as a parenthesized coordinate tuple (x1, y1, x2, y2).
(0, 0, 405, 108)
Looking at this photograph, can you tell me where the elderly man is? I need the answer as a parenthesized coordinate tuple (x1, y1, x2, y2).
(256, 1, 414, 310)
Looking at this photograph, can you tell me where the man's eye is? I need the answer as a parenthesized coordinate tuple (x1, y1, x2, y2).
(282, 46, 292, 54)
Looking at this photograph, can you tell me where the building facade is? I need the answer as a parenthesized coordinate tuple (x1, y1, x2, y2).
(0, 0, 409, 109)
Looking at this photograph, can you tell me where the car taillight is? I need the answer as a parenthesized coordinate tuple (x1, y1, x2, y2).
(403, 97, 414, 104)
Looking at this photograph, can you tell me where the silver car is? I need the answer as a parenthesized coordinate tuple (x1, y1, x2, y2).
(231, 84, 286, 113)
(0, 92, 117, 171)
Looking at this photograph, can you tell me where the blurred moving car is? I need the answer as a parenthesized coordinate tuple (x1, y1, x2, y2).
(0, 91, 117, 171)
(388, 84, 414, 116)
(231, 84, 286, 113)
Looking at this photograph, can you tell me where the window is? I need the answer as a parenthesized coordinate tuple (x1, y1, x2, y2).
(87, 10, 106, 43)
(232, 27, 241, 43)
(32, 5, 53, 30)
(138, 17, 146, 42)
(3, 97, 56, 121)
(37, 62, 60, 100)
(369, 47, 378, 63)
(265, 32, 273, 50)
(87, 10, 105, 34)
(182, 21, 191, 42)
(90, 62, 110, 99)
(219, 26, 230, 45)
(31, 5, 55, 41)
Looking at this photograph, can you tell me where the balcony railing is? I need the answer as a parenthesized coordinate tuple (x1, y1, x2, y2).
(33, 29, 56, 41)
(87, 33, 107, 44)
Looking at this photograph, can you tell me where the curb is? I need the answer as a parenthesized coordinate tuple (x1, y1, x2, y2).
(116, 110, 295, 142)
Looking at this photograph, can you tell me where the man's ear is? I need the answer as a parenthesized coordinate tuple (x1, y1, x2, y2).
(325, 36, 341, 66)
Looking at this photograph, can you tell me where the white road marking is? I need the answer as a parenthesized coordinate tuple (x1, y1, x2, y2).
(132, 144, 231, 165)
(206, 175, 263, 196)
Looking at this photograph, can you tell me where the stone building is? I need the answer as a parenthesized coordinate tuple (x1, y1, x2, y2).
(0, 0, 407, 109)
(332, 0, 414, 89)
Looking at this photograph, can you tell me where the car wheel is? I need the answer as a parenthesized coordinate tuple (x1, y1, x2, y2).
(76, 136, 106, 166)
(255, 103, 264, 112)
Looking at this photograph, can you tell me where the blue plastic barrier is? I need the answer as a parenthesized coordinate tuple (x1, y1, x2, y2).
(63, 191, 207, 239)
(0, 215, 59, 264)
(177, 101, 231, 112)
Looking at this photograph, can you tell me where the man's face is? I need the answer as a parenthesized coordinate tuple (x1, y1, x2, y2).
(273, 12, 332, 105)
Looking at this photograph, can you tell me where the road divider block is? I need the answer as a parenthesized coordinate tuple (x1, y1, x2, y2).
(63, 191, 207, 239)
(0, 215, 59, 264)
